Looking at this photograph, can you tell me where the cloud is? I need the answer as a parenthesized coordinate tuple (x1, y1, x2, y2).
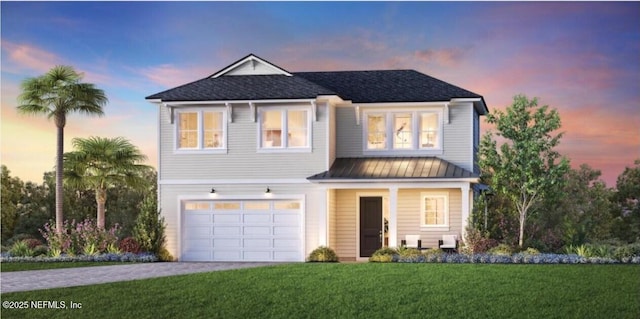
(1, 40, 62, 74)
(137, 64, 209, 88)
(413, 47, 470, 67)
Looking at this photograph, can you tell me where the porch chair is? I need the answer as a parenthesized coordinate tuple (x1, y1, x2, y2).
(438, 235, 458, 253)
(400, 235, 423, 250)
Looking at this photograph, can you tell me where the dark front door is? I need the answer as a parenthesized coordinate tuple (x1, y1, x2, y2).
(360, 197, 383, 257)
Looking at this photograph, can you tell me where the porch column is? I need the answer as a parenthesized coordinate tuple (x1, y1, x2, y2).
(460, 183, 471, 243)
(388, 186, 398, 247)
(318, 187, 328, 246)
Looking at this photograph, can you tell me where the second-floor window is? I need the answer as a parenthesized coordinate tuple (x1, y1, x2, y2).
(176, 109, 226, 151)
(259, 107, 310, 150)
(364, 110, 442, 152)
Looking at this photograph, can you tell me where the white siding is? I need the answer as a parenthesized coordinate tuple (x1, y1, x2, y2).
(159, 103, 327, 180)
(442, 103, 473, 171)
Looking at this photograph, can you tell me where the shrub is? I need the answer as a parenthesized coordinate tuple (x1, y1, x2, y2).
(464, 226, 497, 253)
(24, 238, 44, 249)
(157, 247, 175, 262)
(423, 248, 444, 256)
(369, 247, 397, 263)
(308, 246, 339, 262)
(32, 245, 49, 257)
(488, 244, 514, 256)
(5, 234, 36, 247)
(523, 247, 540, 255)
(397, 246, 421, 258)
(9, 240, 34, 257)
(613, 243, 640, 262)
(133, 196, 166, 254)
(119, 237, 141, 254)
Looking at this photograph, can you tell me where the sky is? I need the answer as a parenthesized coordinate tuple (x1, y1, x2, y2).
(1, 1, 639, 187)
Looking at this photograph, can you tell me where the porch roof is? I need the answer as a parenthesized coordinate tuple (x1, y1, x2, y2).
(307, 157, 477, 180)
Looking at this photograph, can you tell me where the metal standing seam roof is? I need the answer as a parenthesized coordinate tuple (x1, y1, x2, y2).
(307, 157, 477, 180)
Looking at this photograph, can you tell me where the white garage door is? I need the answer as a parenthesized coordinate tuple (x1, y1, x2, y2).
(181, 199, 303, 262)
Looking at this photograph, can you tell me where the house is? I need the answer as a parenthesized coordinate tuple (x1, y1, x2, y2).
(146, 54, 488, 262)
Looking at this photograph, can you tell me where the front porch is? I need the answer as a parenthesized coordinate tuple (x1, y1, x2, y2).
(318, 184, 472, 261)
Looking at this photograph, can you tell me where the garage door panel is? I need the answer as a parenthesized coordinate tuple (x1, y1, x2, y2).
(213, 214, 241, 223)
(213, 238, 241, 248)
(184, 239, 211, 249)
(244, 226, 271, 235)
(244, 251, 271, 261)
(273, 214, 299, 225)
(213, 251, 241, 261)
(214, 226, 241, 235)
(184, 251, 211, 261)
(274, 239, 299, 248)
(185, 213, 211, 225)
(274, 226, 299, 236)
(185, 226, 211, 238)
(243, 213, 271, 223)
(244, 238, 271, 248)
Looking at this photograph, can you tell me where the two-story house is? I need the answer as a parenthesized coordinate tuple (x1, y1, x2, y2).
(146, 54, 488, 262)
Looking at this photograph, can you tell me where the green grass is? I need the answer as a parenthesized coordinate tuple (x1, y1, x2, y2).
(1, 263, 639, 319)
(1, 262, 130, 272)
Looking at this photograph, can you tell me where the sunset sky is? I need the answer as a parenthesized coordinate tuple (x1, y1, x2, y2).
(1, 1, 639, 187)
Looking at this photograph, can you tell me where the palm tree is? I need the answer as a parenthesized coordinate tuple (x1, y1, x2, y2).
(64, 136, 152, 228)
(17, 65, 107, 233)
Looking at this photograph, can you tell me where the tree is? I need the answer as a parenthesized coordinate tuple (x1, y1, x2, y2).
(1, 166, 24, 241)
(479, 94, 570, 248)
(17, 66, 107, 233)
(63, 136, 152, 228)
(611, 159, 640, 242)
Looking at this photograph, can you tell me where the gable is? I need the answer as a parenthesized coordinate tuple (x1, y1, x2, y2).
(211, 54, 292, 78)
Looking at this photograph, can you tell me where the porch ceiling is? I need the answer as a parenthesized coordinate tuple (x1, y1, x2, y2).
(308, 157, 477, 180)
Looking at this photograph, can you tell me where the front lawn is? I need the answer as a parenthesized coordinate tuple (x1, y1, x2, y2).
(1, 262, 129, 272)
(2, 263, 639, 319)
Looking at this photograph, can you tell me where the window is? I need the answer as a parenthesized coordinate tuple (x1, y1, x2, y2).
(259, 108, 310, 150)
(367, 114, 386, 149)
(420, 113, 439, 148)
(394, 113, 413, 149)
(421, 193, 449, 228)
(364, 109, 442, 152)
(176, 109, 226, 151)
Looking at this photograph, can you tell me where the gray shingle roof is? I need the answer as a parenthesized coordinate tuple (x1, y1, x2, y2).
(294, 70, 482, 103)
(146, 74, 336, 101)
(307, 157, 477, 180)
(146, 59, 484, 104)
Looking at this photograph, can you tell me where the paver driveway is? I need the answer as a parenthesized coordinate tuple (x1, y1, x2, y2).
(1, 262, 279, 293)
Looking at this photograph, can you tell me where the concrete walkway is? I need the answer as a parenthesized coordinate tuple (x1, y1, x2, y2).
(1, 262, 279, 293)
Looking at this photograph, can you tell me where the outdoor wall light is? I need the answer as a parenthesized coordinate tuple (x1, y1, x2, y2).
(265, 187, 271, 194)
(210, 188, 216, 194)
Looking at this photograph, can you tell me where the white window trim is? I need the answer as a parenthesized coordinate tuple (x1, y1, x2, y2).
(174, 107, 228, 154)
(362, 109, 444, 156)
(257, 106, 312, 153)
(420, 192, 450, 231)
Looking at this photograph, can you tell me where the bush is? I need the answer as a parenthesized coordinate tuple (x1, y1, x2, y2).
(488, 244, 514, 256)
(423, 248, 444, 256)
(308, 246, 339, 262)
(9, 240, 34, 257)
(397, 246, 421, 258)
(157, 247, 175, 262)
(613, 243, 640, 262)
(523, 247, 540, 255)
(32, 245, 49, 257)
(4, 234, 36, 247)
(133, 196, 166, 254)
(464, 226, 497, 253)
(119, 237, 141, 254)
(369, 247, 397, 263)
